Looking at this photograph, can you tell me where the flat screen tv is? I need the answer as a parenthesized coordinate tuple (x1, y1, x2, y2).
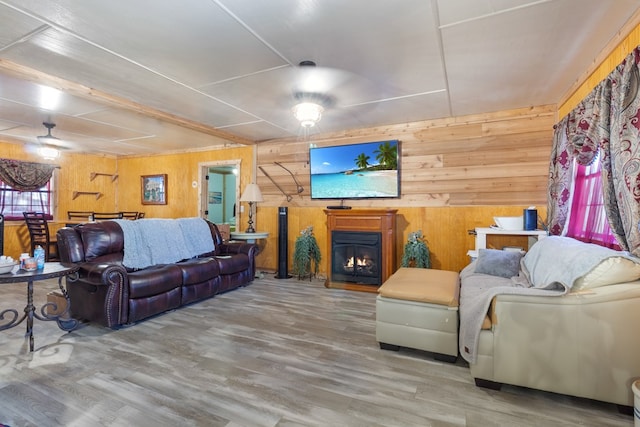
(309, 140, 400, 200)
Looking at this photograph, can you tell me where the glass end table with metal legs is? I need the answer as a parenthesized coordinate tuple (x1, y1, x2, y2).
(0, 262, 80, 352)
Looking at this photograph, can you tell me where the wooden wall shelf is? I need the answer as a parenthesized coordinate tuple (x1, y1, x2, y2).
(90, 172, 118, 182)
(72, 191, 103, 200)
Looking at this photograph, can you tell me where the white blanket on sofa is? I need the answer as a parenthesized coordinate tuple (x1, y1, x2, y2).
(459, 266, 566, 364)
(459, 236, 640, 364)
(114, 218, 214, 269)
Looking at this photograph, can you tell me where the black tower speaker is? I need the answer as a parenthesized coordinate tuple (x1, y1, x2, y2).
(276, 206, 291, 279)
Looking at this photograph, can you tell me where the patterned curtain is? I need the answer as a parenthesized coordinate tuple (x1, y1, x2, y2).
(548, 81, 611, 235)
(604, 48, 640, 255)
(566, 80, 611, 167)
(549, 46, 640, 255)
(0, 159, 57, 191)
(547, 116, 572, 235)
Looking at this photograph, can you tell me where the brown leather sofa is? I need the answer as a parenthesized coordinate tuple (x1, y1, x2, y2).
(56, 219, 257, 328)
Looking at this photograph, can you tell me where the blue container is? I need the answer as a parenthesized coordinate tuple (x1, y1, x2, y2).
(523, 209, 537, 231)
(34, 245, 45, 269)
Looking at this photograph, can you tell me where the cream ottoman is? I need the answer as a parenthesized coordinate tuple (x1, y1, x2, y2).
(376, 267, 460, 362)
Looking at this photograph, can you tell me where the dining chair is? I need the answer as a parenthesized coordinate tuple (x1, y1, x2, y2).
(0, 213, 4, 256)
(22, 211, 59, 261)
(120, 211, 139, 220)
(92, 212, 124, 220)
(67, 210, 94, 221)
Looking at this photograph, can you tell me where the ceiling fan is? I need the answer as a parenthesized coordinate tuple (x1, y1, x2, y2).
(36, 122, 63, 159)
(287, 61, 374, 129)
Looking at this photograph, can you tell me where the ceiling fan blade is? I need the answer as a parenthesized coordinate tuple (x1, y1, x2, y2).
(291, 66, 354, 95)
(286, 64, 379, 109)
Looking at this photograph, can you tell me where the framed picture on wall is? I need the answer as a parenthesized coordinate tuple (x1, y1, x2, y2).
(141, 174, 167, 205)
(208, 191, 222, 204)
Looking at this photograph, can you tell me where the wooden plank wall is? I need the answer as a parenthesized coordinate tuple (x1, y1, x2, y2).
(0, 139, 118, 257)
(253, 105, 555, 274)
(0, 139, 253, 259)
(115, 145, 253, 220)
(0, 104, 554, 274)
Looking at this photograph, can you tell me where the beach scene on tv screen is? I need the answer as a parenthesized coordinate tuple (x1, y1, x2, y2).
(310, 140, 399, 198)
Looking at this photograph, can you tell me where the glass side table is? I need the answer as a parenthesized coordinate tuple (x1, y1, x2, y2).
(0, 262, 80, 352)
(229, 231, 269, 244)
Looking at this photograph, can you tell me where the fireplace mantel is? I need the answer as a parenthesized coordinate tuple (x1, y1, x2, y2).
(324, 209, 397, 292)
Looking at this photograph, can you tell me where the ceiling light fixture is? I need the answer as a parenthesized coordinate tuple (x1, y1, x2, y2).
(293, 101, 324, 128)
(37, 122, 61, 159)
(37, 146, 60, 160)
(292, 60, 330, 128)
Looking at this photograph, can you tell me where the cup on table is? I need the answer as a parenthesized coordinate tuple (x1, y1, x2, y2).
(24, 257, 37, 271)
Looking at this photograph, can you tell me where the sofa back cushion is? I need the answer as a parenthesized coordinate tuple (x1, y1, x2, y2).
(573, 256, 640, 290)
(77, 221, 125, 261)
(522, 236, 640, 290)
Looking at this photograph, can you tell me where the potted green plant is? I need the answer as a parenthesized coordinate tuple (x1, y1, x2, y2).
(293, 226, 322, 280)
(401, 230, 431, 268)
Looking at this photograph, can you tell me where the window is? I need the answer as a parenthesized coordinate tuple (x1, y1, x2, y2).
(566, 154, 619, 249)
(0, 178, 53, 221)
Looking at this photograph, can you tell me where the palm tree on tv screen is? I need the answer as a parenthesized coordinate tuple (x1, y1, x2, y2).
(354, 153, 370, 170)
(374, 141, 397, 169)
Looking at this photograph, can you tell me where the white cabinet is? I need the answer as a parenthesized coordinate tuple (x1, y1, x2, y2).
(468, 227, 548, 259)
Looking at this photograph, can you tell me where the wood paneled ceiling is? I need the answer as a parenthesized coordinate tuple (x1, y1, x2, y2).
(0, 0, 638, 156)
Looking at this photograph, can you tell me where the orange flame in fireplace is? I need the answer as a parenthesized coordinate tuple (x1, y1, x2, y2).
(345, 257, 368, 268)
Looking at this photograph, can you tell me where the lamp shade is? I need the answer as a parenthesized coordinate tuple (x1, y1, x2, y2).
(239, 183, 263, 202)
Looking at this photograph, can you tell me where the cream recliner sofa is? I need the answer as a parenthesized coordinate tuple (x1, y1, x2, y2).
(460, 236, 640, 408)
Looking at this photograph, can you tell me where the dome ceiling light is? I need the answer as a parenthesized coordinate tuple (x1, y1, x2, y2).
(291, 61, 334, 128)
(292, 101, 324, 128)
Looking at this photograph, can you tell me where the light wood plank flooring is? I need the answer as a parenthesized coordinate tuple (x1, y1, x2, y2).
(0, 275, 633, 426)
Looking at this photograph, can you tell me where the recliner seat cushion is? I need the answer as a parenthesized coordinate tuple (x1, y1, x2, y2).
(128, 265, 183, 298)
(177, 257, 220, 285)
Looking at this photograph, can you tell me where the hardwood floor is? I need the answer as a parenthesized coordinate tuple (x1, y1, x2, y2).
(0, 275, 633, 426)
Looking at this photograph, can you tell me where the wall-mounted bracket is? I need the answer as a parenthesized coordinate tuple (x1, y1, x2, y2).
(259, 166, 293, 202)
(90, 172, 119, 182)
(274, 162, 304, 194)
(72, 191, 103, 200)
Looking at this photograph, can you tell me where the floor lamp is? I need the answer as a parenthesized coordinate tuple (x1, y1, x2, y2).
(239, 183, 263, 233)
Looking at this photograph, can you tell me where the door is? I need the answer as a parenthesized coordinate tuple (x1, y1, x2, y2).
(199, 161, 240, 231)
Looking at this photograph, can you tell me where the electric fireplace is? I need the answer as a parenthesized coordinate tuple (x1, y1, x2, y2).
(324, 209, 397, 292)
(331, 231, 382, 285)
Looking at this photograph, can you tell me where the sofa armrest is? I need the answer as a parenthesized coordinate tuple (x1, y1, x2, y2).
(74, 262, 127, 285)
(67, 262, 129, 328)
(216, 242, 257, 279)
(486, 282, 640, 406)
(218, 241, 257, 257)
(493, 282, 640, 307)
